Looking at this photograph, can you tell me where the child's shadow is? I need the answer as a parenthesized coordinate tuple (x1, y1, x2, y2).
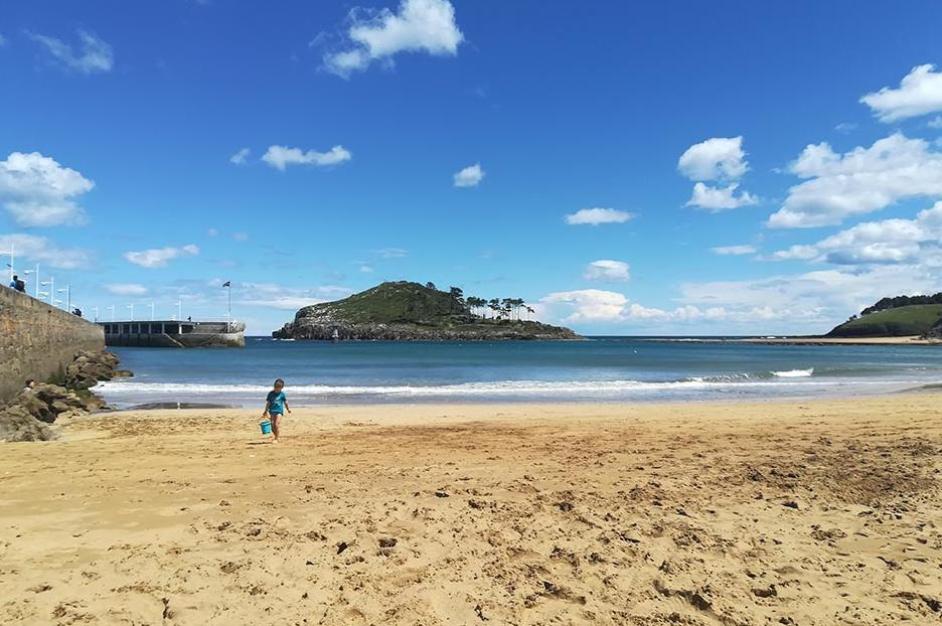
(246, 441, 273, 446)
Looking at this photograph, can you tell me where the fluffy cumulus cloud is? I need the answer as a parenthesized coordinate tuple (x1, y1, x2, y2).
(229, 148, 250, 165)
(28, 30, 113, 74)
(711, 244, 756, 256)
(0, 233, 91, 269)
(105, 283, 148, 296)
(686, 182, 758, 212)
(539, 289, 727, 325)
(678, 137, 757, 211)
(124, 244, 199, 268)
(564, 207, 634, 226)
(861, 64, 942, 123)
(323, 0, 463, 77)
(678, 136, 748, 181)
(583, 259, 630, 281)
(453, 163, 484, 187)
(768, 133, 942, 228)
(540, 289, 630, 323)
(262, 145, 351, 170)
(0, 151, 94, 227)
(772, 201, 942, 265)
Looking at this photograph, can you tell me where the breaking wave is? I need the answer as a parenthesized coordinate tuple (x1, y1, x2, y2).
(771, 368, 814, 378)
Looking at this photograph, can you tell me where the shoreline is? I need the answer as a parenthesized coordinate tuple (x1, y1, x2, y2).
(2, 395, 941, 624)
(737, 335, 940, 346)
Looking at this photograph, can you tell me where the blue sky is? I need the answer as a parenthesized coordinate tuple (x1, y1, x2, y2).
(3, 0, 942, 335)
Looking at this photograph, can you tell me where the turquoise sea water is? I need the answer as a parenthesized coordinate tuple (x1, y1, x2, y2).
(94, 337, 942, 408)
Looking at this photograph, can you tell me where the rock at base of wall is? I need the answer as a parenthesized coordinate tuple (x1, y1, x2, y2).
(64, 350, 124, 389)
(1, 349, 126, 443)
(0, 405, 57, 442)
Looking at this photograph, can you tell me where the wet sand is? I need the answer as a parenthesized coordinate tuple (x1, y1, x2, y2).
(1, 396, 941, 625)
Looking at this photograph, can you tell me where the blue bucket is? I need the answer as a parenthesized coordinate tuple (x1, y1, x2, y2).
(260, 420, 272, 435)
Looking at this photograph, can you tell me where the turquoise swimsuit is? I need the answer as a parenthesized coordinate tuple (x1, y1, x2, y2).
(266, 390, 286, 415)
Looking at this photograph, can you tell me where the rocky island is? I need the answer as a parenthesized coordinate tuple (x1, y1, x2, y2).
(273, 281, 580, 341)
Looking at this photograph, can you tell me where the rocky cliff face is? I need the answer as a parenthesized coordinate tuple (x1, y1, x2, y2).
(272, 281, 581, 341)
(274, 318, 580, 341)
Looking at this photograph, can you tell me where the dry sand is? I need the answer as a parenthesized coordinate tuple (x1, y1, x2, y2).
(1, 396, 941, 625)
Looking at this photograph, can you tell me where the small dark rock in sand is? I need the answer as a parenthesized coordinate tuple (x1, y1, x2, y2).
(782, 500, 799, 509)
(434, 491, 450, 498)
(378, 537, 397, 548)
(556, 501, 574, 512)
(336, 541, 350, 554)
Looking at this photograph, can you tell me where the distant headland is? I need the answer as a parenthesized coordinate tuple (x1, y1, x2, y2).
(825, 293, 942, 339)
(273, 281, 580, 341)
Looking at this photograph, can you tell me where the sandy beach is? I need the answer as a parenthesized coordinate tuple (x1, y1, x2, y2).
(737, 336, 940, 346)
(1, 396, 941, 625)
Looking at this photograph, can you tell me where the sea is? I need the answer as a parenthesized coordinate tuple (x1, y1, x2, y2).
(93, 337, 942, 408)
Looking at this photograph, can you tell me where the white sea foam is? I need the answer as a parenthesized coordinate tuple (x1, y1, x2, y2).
(771, 368, 814, 378)
(95, 377, 828, 399)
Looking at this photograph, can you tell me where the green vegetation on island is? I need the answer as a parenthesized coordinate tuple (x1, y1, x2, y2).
(827, 295, 942, 338)
(273, 281, 580, 341)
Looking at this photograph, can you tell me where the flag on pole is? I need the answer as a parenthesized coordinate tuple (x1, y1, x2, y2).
(222, 281, 231, 287)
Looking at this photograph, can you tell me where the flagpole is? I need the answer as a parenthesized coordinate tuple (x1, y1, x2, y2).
(224, 281, 232, 331)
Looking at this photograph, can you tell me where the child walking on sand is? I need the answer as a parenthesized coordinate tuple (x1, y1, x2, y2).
(262, 378, 291, 442)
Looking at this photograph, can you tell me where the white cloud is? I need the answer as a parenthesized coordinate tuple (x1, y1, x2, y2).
(711, 244, 756, 256)
(453, 163, 484, 187)
(229, 148, 250, 165)
(0, 151, 94, 227)
(540, 289, 629, 323)
(679, 264, 941, 330)
(0, 34, 7, 47)
(539, 289, 733, 326)
(232, 232, 249, 242)
(105, 283, 148, 296)
(0, 233, 91, 269)
(686, 182, 758, 211)
(678, 137, 757, 213)
(929, 116, 942, 130)
(768, 133, 942, 228)
(262, 145, 351, 170)
(565, 207, 635, 226)
(124, 244, 200, 268)
(678, 136, 748, 181)
(323, 0, 463, 77)
(835, 122, 857, 134)
(238, 282, 354, 310)
(28, 30, 113, 74)
(375, 247, 408, 258)
(770, 244, 819, 261)
(583, 260, 630, 282)
(207, 228, 219, 237)
(771, 201, 942, 265)
(860, 64, 942, 123)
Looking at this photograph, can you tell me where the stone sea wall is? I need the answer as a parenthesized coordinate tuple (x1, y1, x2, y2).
(0, 286, 104, 403)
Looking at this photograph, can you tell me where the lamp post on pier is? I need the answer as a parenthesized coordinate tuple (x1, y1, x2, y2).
(40, 277, 54, 306)
(58, 285, 71, 312)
